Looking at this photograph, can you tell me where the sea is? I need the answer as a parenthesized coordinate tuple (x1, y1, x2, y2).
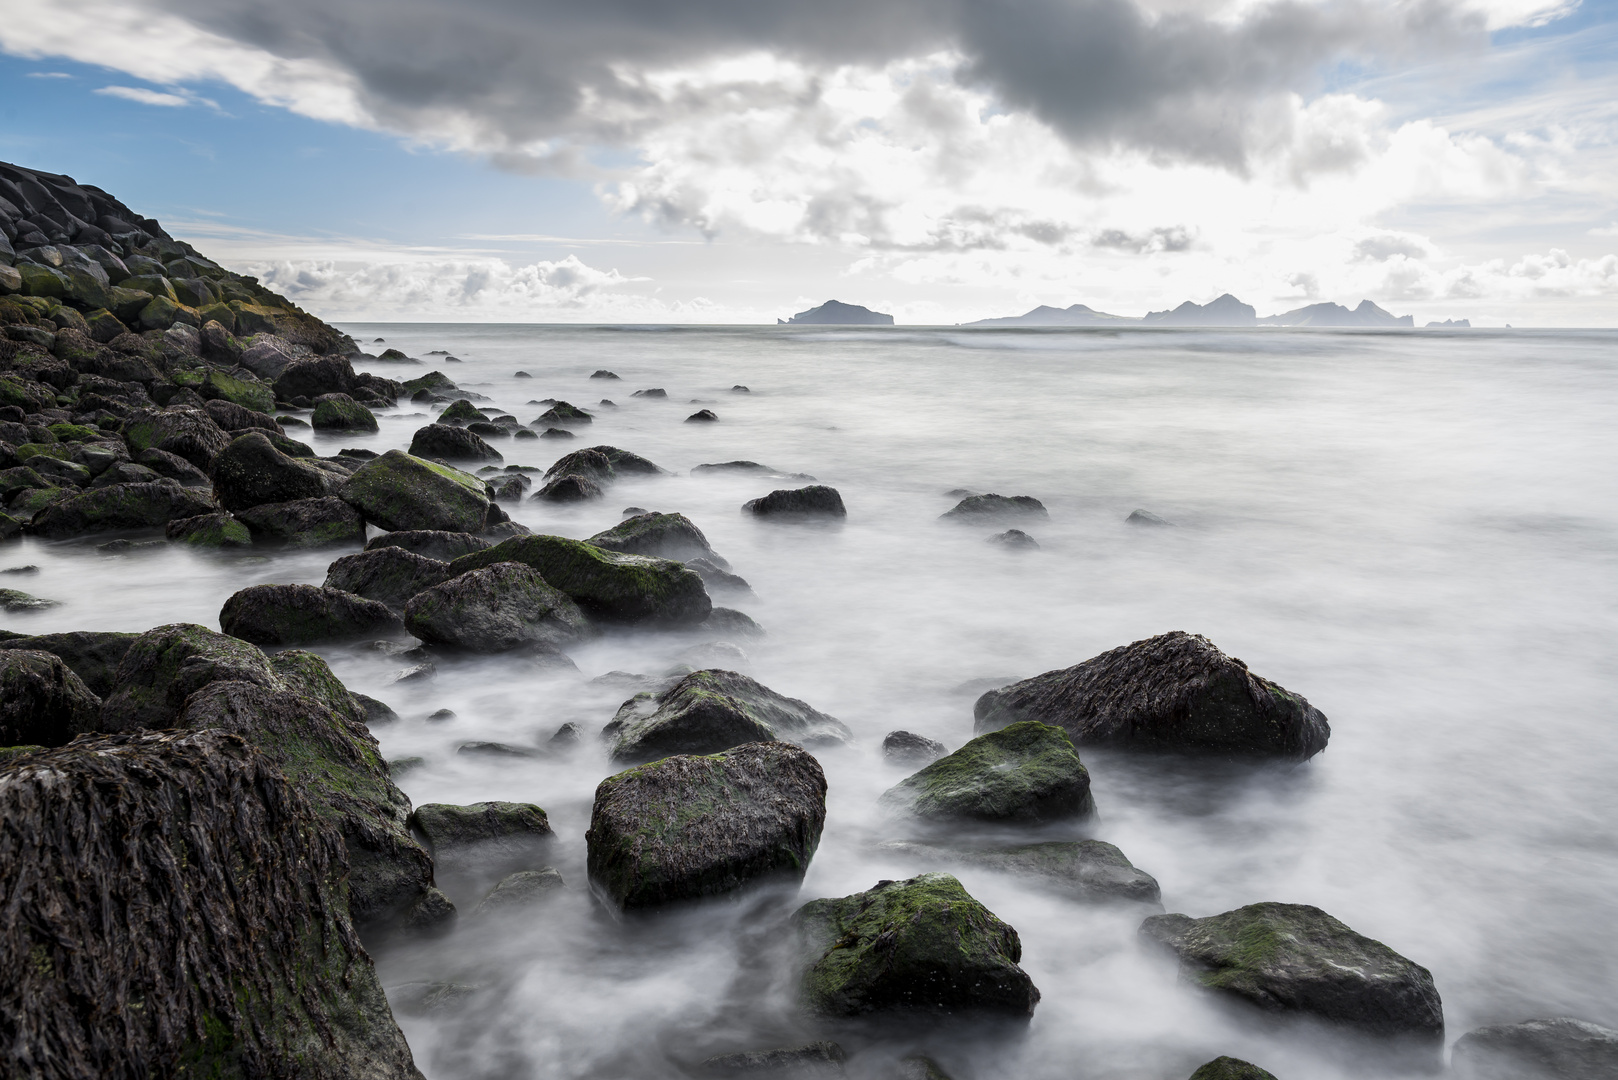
(8, 323, 1617, 1079)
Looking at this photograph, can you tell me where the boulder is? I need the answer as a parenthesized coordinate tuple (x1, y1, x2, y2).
(164, 511, 252, 547)
(366, 528, 491, 562)
(702, 607, 765, 639)
(686, 409, 719, 423)
(879, 721, 1094, 824)
(96, 623, 279, 732)
(403, 562, 588, 652)
(688, 558, 752, 595)
(0, 630, 137, 697)
(220, 584, 404, 646)
(988, 529, 1039, 550)
(339, 449, 491, 533)
(1188, 1059, 1278, 1080)
(533, 401, 591, 425)
(324, 546, 453, 610)
(0, 649, 102, 747)
(408, 422, 501, 462)
(585, 445, 662, 475)
(0, 586, 58, 611)
(210, 431, 334, 511)
(0, 729, 424, 1079)
(449, 534, 711, 626)
(474, 869, 566, 917)
(1127, 509, 1173, 527)
(883, 730, 947, 765)
(701, 1042, 846, 1076)
(437, 399, 483, 424)
(28, 478, 219, 538)
(793, 873, 1039, 1021)
(274, 355, 357, 401)
(312, 392, 379, 432)
(89, 462, 162, 488)
(604, 668, 852, 765)
(940, 494, 1048, 522)
(135, 446, 210, 487)
(239, 336, 300, 381)
(120, 406, 231, 469)
(237, 496, 366, 548)
(1139, 902, 1443, 1045)
(409, 801, 554, 878)
(877, 839, 1160, 905)
(535, 474, 603, 502)
(587, 742, 827, 912)
(198, 368, 274, 413)
(973, 632, 1331, 759)
(744, 485, 846, 519)
(588, 511, 728, 565)
(543, 448, 614, 484)
(1452, 1017, 1618, 1080)
(202, 397, 282, 434)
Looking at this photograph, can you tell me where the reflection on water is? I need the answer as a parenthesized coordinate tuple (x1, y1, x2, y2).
(8, 325, 1617, 1078)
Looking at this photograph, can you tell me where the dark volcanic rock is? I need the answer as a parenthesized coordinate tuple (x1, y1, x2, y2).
(1188, 1059, 1278, 1080)
(940, 494, 1048, 523)
(587, 741, 827, 912)
(0, 630, 137, 697)
(973, 631, 1330, 759)
(878, 839, 1160, 905)
(1452, 1017, 1618, 1080)
(324, 546, 453, 610)
(366, 528, 491, 562)
(410, 800, 553, 878)
(403, 561, 588, 652)
(883, 729, 947, 766)
(220, 583, 404, 646)
(274, 355, 358, 401)
(880, 722, 1093, 825)
(237, 496, 366, 548)
(604, 668, 852, 764)
(0, 649, 102, 747)
(29, 478, 219, 538)
(588, 510, 727, 565)
(744, 485, 846, 519)
(1139, 902, 1443, 1045)
(409, 422, 502, 462)
(0, 729, 424, 1079)
(701, 1042, 846, 1076)
(340, 449, 491, 533)
(793, 873, 1038, 1021)
(449, 533, 711, 626)
(210, 430, 333, 511)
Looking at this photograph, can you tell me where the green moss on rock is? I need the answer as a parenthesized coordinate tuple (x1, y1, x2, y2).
(604, 668, 852, 764)
(29, 478, 220, 539)
(879, 721, 1095, 824)
(312, 393, 379, 432)
(339, 449, 490, 533)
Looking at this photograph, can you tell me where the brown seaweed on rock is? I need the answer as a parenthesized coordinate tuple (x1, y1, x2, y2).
(0, 728, 424, 1079)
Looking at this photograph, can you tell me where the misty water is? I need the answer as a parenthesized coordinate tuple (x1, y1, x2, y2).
(9, 324, 1618, 1078)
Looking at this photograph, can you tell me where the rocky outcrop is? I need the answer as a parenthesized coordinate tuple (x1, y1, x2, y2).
(339, 449, 491, 533)
(0, 728, 423, 1079)
(588, 511, 728, 565)
(366, 529, 490, 562)
(0, 629, 136, 696)
(324, 546, 453, 610)
(28, 477, 218, 538)
(1139, 902, 1443, 1046)
(603, 668, 853, 764)
(402, 562, 588, 652)
(744, 485, 846, 519)
(880, 721, 1094, 824)
(940, 494, 1048, 522)
(0, 649, 102, 746)
(210, 430, 332, 511)
(237, 495, 367, 548)
(449, 534, 711, 626)
(1451, 1017, 1618, 1080)
(877, 839, 1160, 905)
(793, 873, 1038, 1020)
(586, 742, 827, 912)
(974, 631, 1331, 759)
(220, 583, 404, 646)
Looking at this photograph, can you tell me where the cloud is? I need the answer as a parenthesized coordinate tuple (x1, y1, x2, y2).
(95, 85, 190, 107)
(25, 70, 72, 78)
(1355, 232, 1433, 261)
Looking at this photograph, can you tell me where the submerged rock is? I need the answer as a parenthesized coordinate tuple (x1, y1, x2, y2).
(543, 448, 615, 484)
(588, 511, 728, 565)
(586, 742, 827, 912)
(877, 839, 1160, 905)
(744, 485, 846, 519)
(688, 557, 752, 594)
(403, 561, 588, 652)
(366, 528, 491, 562)
(237, 495, 366, 548)
(1188, 1059, 1278, 1080)
(410, 800, 554, 878)
(1139, 902, 1443, 1045)
(604, 668, 853, 764)
(449, 533, 711, 626)
(1127, 508, 1174, 527)
(883, 730, 947, 766)
(220, 583, 404, 646)
(702, 607, 766, 640)
(988, 529, 1040, 550)
(340, 449, 491, 533)
(880, 721, 1094, 825)
(0, 630, 137, 697)
(210, 430, 333, 511)
(474, 868, 566, 916)
(1451, 1017, 1618, 1080)
(973, 631, 1331, 759)
(940, 494, 1048, 523)
(794, 873, 1039, 1021)
(0, 729, 424, 1079)
(701, 1041, 846, 1076)
(0, 649, 102, 747)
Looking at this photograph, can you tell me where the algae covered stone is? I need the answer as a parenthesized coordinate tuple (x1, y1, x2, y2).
(1189, 1058, 1279, 1080)
(340, 448, 491, 533)
(312, 392, 379, 431)
(974, 631, 1331, 759)
(164, 511, 252, 548)
(403, 561, 588, 652)
(220, 583, 403, 646)
(879, 721, 1094, 824)
(604, 668, 853, 765)
(1139, 902, 1443, 1045)
(410, 800, 554, 877)
(324, 546, 453, 610)
(793, 873, 1039, 1021)
(588, 511, 726, 565)
(237, 496, 366, 548)
(744, 485, 846, 519)
(877, 839, 1160, 905)
(366, 528, 491, 562)
(586, 741, 827, 912)
(0, 630, 137, 697)
(210, 430, 333, 511)
(0, 729, 424, 1080)
(450, 533, 711, 626)
(98, 622, 284, 731)
(29, 478, 219, 538)
(0, 649, 102, 747)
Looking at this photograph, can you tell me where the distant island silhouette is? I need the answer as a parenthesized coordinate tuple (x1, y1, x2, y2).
(780, 300, 894, 325)
(964, 293, 1464, 328)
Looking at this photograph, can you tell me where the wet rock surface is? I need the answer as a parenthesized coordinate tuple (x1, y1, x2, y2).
(1188, 1058, 1279, 1080)
(237, 495, 366, 548)
(603, 668, 853, 764)
(0, 629, 137, 696)
(339, 449, 491, 533)
(410, 800, 554, 878)
(882, 729, 947, 766)
(1451, 1017, 1618, 1080)
(403, 561, 588, 652)
(744, 485, 847, 519)
(588, 510, 728, 565)
(220, 583, 404, 646)
(880, 721, 1095, 824)
(209, 429, 332, 511)
(940, 493, 1048, 522)
(325, 546, 454, 610)
(877, 839, 1160, 904)
(366, 528, 491, 562)
(974, 631, 1331, 759)
(0, 648, 102, 746)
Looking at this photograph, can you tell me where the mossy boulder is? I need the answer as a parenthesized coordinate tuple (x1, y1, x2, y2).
(164, 511, 252, 547)
(1452, 1017, 1618, 1080)
(604, 668, 852, 765)
(210, 431, 334, 512)
(48, 421, 100, 443)
(324, 546, 453, 610)
(793, 873, 1039, 1021)
(402, 561, 587, 652)
(409, 801, 553, 879)
(449, 533, 711, 626)
(365, 528, 490, 562)
(120, 406, 232, 469)
(28, 478, 220, 539)
(220, 583, 404, 646)
(878, 839, 1160, 905)
(136, 446, 211, 487)
(586, 742, 827, 912)
(237, 496, 366, 548)
(1188, 1059, 1278, 1080)
(973, 631, 1331, 759)
(408, 422, 502, 462)
(588, 511, 726, 565)
(0, 729, 425, 1079)
(744, 485, 847, 519)
(0, 630, 138, 697)
(202, 398, 283, 435)
(200, 367, 275, 413)
(16, 262, 68, 298)
(534, 472, 602, 501)
(879, 721, 1094, 825)
(339, 449, 491, 533)
(0, 649, 102, 747)
(437, 398, 483, 424)
(1139, 903, 1443, 1045)
(7, 485, 71, 524)
(98, 622, 281, 731)
(312, 392, 379, 432)
(273, 355, 357, 401)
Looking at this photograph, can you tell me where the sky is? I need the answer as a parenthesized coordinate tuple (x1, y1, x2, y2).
(2, 0, 1616, 325)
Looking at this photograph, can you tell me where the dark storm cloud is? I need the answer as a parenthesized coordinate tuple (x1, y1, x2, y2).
(158, 0, 1484, 166)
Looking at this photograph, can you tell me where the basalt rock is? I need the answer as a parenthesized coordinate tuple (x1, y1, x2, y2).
(210, 430, 334, 512)
(403, 562, 588, 652)
(940, 494, 1048, 523)
(0, 649, 102, 747)
(324, 546, 453, 610)
(1452, 1017, 1618, 1080)
(220, 583, 404, 646)
(588, 511, 729, 566)
(877, 839, 1160, 905)
(604, 668, 852, 765)
(1139, 902, 1443, 1046)
(408, 422, 502, 462)
(973, 632, 1331, 759)
(0, 630, 137, 697)
(744, 485, 846, 519)
(237, 496, 366, 549)
(586, 741, 827, 912)
(365, 528, 490, 562)
(879, 721, 1094, 825)
(0, 728, 424, 1080)
(28, 478, 219, 538)
(449, 534, 711, 626)
(793, 873, 1038, 1021)
(340, 449, 491, 533)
